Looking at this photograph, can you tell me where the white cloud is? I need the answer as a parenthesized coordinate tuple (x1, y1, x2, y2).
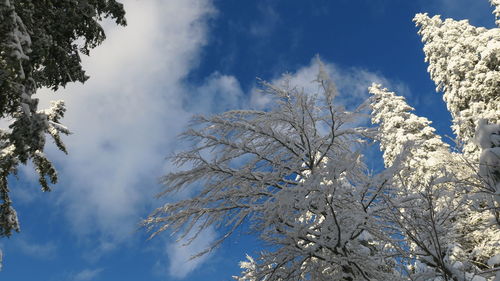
(186, 72, 244, 114)
(167, 226, 217, 279)
(15, 238, 57, 260)
(29, 0, 219, 277)
(72, 268, 104, 281)
(32, 0, 214, 241)
(250, 57, 408, 110)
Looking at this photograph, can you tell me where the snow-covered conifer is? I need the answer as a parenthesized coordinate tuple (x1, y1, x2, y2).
(413, 5, 500, 277)
(370, 84, 500, 280)
(491, 0, 500, 26)
(369, 83, 448, 168)
(475, 119, 500, 216)
(414, 8, 500, 157)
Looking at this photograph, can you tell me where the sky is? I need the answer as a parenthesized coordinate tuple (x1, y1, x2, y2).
(1, 0, 497, 280)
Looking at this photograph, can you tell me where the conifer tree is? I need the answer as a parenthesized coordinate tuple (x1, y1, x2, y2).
(0, 0, 126, 237)
(370, 84, 500, 281)
(414, 2, 500, 157)
(414, 3, 500, 268)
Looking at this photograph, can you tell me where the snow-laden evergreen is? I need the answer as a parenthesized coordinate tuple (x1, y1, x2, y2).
(0, 0, 126, 270)
(370, 84, 448, 168)
(414, 4, 500, 157)
(413, 5, 500, 277)
(491, 0, 500, 27)
(370, 84, 500, 281)
(475, 119, 500, 214)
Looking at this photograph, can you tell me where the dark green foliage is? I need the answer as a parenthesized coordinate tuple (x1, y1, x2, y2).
(0, 0, 126, 237)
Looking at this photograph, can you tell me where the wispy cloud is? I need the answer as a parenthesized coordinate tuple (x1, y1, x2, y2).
(166, 226, 218, 279)
(16, 238, 57, 260)
(185, 72, 245, 114)
(250, 57, 409, 110)
(249, 2, 281, 38)
(71, 268, 104, 281)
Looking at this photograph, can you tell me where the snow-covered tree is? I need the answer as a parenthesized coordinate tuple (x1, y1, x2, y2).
(147, 1, 500, 279)
(413, 0, 500, 268)
(413, 1, 500, 157)
(145, 69, 401, 281)
(370, 84, 500, 281)
(412, 4, 500, 278)
(0, 0, 126, 237)
(475, 119, 500, 212)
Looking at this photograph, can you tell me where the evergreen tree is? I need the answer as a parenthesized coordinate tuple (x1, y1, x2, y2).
(475, 119, 500, 210)
(413, 1, 500, 157)
(370, 84, 500, 281)
(0, 0, 126, 237)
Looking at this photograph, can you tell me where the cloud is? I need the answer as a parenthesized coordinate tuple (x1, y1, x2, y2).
(25, 0, 248, 278)
(250, 57, 409, 110)
(167, 226, 217, 279)
(249, 2, 281, 38)
(28, 0, 219, 277)
(16, 238, 57, 260)
(185, 72, 245, 114)
(71, 268, 104, 281)
(32, 0, 215, 242)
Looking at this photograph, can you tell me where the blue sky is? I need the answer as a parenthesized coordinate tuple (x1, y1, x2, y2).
(1, 0, 497, 280)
